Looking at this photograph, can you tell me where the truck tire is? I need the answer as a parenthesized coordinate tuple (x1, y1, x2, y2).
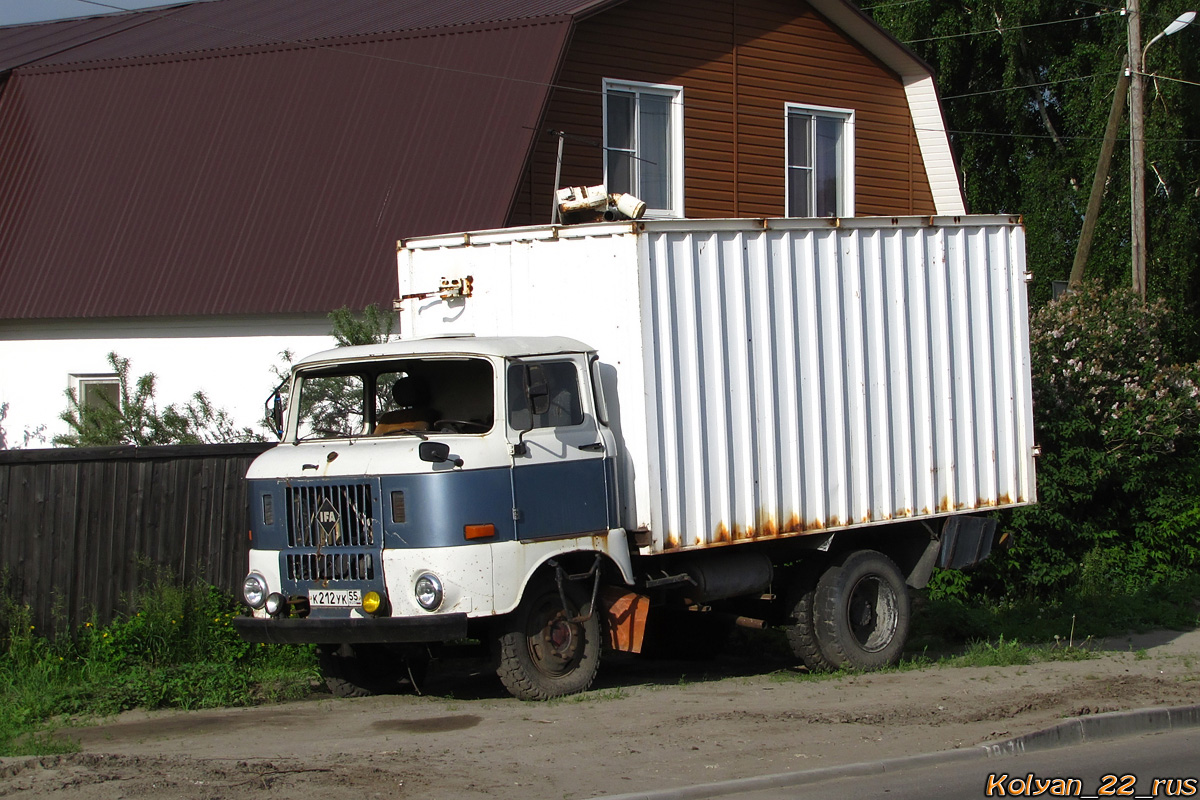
(495, 581, 601, 701)
(812, 550, 909, 670)
(316, 643, 425, 698)
(783, 562, 838, 672)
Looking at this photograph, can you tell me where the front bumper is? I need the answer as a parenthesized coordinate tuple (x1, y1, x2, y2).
(234, 613, 469, 644)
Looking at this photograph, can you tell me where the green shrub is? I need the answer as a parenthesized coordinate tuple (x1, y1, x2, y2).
(981, 283, 1200, 599)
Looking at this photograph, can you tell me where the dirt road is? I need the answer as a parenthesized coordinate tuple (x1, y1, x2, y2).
(2, 629, 1198, 800)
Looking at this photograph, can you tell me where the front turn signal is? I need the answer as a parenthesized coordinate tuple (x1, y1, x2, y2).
(362, 591, 383, 615)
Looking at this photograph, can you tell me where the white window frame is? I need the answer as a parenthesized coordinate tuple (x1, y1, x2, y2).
(70, 373, 121, 412)
(603, 79, 685, 218)
(785, 103, 855, 218)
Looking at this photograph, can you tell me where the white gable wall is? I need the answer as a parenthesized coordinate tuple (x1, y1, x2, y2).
(0, 315, 336, 447)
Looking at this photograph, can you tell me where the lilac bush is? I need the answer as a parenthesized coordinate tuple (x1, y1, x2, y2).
(984, 283, 1200, 596)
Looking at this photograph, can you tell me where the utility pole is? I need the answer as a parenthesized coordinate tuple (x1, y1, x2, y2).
(1128, 0, 1147, 301)
(1070, 57, 1129, 288)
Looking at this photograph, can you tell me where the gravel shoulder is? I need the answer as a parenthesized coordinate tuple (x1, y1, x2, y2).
(2, 629, 1199, 800)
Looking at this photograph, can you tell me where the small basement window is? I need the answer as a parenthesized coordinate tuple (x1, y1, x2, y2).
(70, 374, 121, 413)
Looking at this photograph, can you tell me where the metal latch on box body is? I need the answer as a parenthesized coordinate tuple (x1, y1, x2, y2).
(395, 276, 474, 308)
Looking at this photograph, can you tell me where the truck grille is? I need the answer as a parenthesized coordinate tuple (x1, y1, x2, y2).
(286, 552, 375, 581)
(286, 483, 375, 548)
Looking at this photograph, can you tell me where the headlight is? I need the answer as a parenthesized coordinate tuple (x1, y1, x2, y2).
(414, 573, 443, 611)
(243, 573, 268, 609)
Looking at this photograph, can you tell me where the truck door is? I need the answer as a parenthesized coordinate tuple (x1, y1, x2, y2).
(507, 358, 611, 539)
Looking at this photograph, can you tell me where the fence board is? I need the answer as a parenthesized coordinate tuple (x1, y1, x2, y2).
(0, 443, 272, 634)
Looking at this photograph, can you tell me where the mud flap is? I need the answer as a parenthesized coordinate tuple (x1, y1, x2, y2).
(937, 516, 998, 570)
(600, 586, 650, 653)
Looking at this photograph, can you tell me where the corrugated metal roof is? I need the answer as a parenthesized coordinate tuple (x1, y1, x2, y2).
(0, 18, 573, 318)
(0, 0, 952, 320)
(0, 13, 158, 73)
(18, 0, 615, 68)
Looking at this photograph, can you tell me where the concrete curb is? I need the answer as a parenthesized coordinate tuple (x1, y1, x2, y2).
(982, 703, 1200, 757)
(586, 703, 1200, 800)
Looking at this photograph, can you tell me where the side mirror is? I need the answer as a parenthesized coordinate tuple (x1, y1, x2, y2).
(271, 394, 283, 436)
(419, 441, 463, 467)
(264, 384, 285, 439)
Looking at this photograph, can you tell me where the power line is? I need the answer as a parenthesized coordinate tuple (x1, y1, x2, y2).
(867, 0, 1122, 10)
(928, 126, 1200, 143)
(59, 1, 1200, 146)
(1133, 70, 1200, 90)
(862, 0, 931, 10)
(63, 0, 611, 102)
(942, 72, 1107, 99)
(903, 10, 1120, 44)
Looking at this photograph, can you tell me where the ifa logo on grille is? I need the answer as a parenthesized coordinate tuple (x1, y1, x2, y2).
(315, 497, 342, 548)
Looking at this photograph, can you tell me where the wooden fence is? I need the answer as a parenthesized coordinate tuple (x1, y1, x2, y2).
(0, 442, 272, 634)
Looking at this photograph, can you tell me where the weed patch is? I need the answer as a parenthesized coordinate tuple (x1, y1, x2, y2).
(0, 577, 315, 756)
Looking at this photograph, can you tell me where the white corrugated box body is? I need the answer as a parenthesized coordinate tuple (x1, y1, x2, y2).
(397, 217, 1035, 554)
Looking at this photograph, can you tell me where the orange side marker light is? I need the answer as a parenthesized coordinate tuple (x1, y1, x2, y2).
(464, 524, 495, 540)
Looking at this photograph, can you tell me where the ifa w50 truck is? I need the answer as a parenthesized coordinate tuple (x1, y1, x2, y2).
(235, 216, 1036, 700)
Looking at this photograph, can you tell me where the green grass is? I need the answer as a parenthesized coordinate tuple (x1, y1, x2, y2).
(765, 636, 1095, 685)
(941, 635, 1096, 668)
(911, 572, 1200, 651)
(768, 575, 1200, 684)
(0, 578, 317, 756)
(5, 571, 1197, 755)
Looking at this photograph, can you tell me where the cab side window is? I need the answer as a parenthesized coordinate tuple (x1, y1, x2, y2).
(507, 362, 583, 430)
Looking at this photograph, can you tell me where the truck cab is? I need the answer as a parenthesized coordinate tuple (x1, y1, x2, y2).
(235, 335, 634, 699)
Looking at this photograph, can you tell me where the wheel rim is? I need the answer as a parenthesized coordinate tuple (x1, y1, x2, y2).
(525, 595, 583, 677)
(845, 575, 898, 653)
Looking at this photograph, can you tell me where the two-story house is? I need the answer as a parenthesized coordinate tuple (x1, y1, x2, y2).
(0, 0, 962, 444)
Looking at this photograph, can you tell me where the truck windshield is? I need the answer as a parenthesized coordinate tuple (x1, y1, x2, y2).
(293, 357, 495, 441)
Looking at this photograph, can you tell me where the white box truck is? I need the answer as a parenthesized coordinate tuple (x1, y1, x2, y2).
(235, 216, 1036, 700)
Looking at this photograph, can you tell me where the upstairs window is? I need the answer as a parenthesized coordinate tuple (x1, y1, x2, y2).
(604, 79, 684, 217)
(786, 104, 854, 218)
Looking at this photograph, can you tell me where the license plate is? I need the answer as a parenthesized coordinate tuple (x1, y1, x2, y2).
(309, 589, 362, 607)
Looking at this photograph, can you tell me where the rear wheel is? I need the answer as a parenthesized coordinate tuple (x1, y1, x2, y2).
(783, 561, 839, 672)
(495, 582, 601, 700)
(812, 550, 910, 670)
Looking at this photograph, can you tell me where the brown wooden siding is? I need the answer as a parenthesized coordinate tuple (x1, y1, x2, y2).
(509, 0, 935, 225)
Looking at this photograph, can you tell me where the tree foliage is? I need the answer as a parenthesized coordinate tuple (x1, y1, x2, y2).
(328, 303, 395, 348)
(864, 0, 1200, 313)
(982, 283, 1200, 596)
(54, 353, 264, 447)
(268, 304, 395, 438)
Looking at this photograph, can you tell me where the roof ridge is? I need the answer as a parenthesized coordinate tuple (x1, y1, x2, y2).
(19, 13, 577, 74)
(7, 0, 606, 72)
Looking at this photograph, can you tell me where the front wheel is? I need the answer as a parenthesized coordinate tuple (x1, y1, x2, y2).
(495, 582, 601, 700)
(812, 550, 910, 671)
(316, 643, 427, 698)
